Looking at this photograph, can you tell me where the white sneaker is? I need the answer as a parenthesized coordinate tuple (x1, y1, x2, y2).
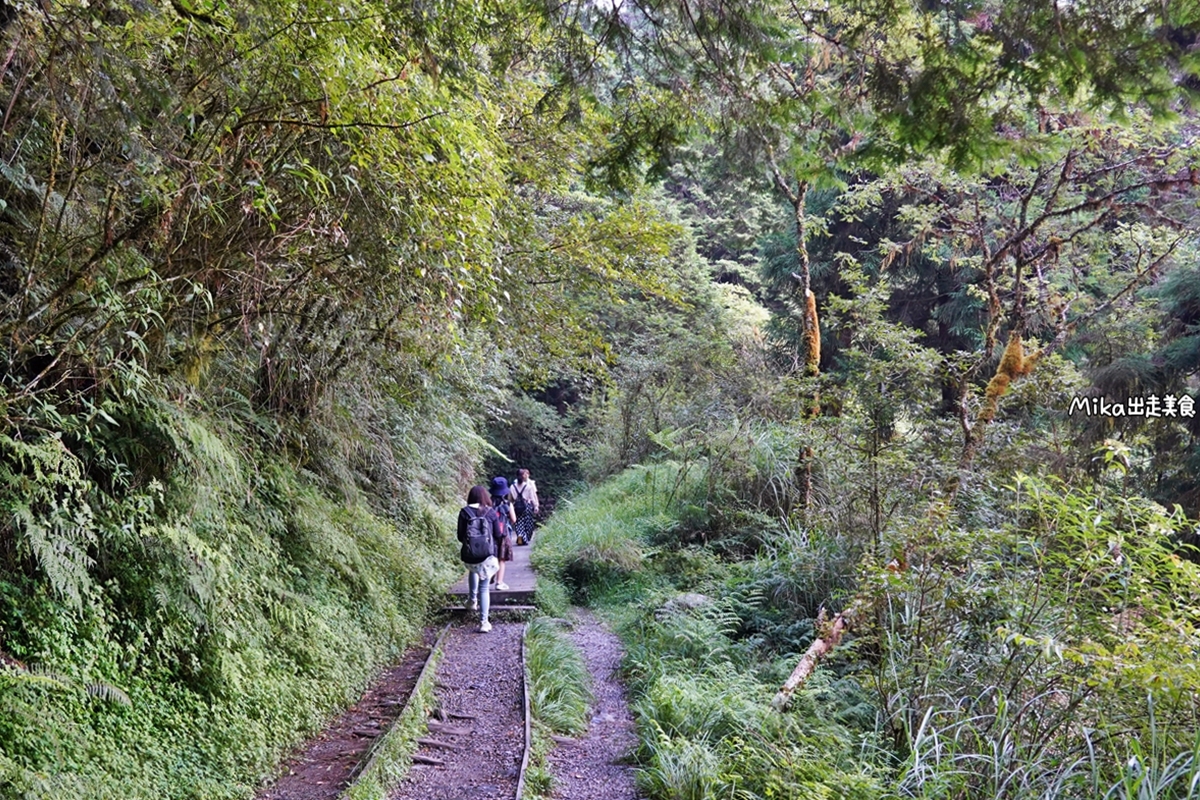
(468, 598, 478, 612)
(479, 620, 492, 633)
(496, 583, 509, 591)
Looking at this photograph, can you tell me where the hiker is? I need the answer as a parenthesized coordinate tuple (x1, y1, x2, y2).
(458, 485, 499, 632)
(489, 476, 517, 591)
(512, 468, 540, 545)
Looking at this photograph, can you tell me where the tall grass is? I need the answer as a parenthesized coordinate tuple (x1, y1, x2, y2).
(531, 464, 696, 604)
(868, 476, 1200, 799)
(520, 617, 593, 800)
(625, 600, 882, 800)
(525, 617, 592, 737)
(891, 697, 1200, 800)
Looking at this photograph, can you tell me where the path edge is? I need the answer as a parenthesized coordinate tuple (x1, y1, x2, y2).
(339, 623, 452, 800)
(516, 621, 533, 799)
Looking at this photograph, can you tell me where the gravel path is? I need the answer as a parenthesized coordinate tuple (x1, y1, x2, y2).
(389, 622, 525, 800)
(547, 610, 643, 800)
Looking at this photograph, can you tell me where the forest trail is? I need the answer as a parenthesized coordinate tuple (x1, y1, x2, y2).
(546, 611, 642, 800)
(446, 545, 538, 607)
(390, 622, 526, 800)
(253, 608, 645, 799)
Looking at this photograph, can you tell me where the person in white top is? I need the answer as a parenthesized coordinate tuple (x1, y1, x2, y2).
(512, 468, 540, 545)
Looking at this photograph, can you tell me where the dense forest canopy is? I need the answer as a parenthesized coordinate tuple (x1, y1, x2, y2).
(2, 0, 1200, 797)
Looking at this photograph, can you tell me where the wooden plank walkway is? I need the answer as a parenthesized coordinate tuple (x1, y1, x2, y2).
(446, 542, 536, 605)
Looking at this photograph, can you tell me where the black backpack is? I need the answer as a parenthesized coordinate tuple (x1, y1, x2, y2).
(460, 507, 494, 564)
(513, 484, 529, 516)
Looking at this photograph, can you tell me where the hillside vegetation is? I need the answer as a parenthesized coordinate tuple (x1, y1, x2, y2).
(3, 0, 1200, 798)
(535, 462, 1200, 799)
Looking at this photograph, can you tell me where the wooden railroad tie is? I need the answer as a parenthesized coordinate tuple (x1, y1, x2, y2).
(416, 738, 465, 750)
(410, 754, 444, 766)
(425, 720, 472, 736)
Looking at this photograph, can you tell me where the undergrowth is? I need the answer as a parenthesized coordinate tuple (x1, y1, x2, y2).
(532, 463, 884, 799)
(0, 398, 461, 800)
(525, 617, 591, 738)
(533, 460, 1200, 799)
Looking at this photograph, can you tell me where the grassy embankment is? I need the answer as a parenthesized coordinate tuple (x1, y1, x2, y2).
(0, 398, 462, 800)
(520, 615, 593, 800)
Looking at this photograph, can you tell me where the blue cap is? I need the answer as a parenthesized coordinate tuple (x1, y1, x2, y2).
(490, 476, 511, 497)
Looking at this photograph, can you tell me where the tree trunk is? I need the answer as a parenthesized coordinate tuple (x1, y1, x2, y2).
(792, 181, 820, 380)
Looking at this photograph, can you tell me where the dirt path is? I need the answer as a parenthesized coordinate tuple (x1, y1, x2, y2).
(547, 610, 642, 800)
(256, 628, 437, 800)
(389, 621, 525, 800)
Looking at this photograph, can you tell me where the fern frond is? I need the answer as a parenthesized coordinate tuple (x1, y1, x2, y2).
(85, 680, 132, 706)
(1, 663, 76, 693)
(3, 663, 131, 706)
(1, 433, 97, 607)
(12, 506, 94, 607)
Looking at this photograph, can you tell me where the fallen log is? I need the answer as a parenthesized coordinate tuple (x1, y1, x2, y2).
(770, 604, 860, 712)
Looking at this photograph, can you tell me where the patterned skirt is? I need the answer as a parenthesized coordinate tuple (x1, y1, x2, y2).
(515, 512, 536, 544)
(496, 531, 514, 562)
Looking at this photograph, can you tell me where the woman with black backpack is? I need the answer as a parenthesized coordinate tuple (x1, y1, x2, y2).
(457, 485, 499, 632)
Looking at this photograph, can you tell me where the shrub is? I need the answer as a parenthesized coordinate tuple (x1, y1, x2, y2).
(867, 476, 1200, 798)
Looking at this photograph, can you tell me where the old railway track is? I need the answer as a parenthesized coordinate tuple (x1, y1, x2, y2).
(348, 617, 534, 800)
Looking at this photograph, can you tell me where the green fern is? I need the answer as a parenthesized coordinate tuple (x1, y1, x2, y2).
(84, 680, 132, 707)
(1, 434, 96, 607)
(4, 663, 76, 694)
(2, 663, 131, 706)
